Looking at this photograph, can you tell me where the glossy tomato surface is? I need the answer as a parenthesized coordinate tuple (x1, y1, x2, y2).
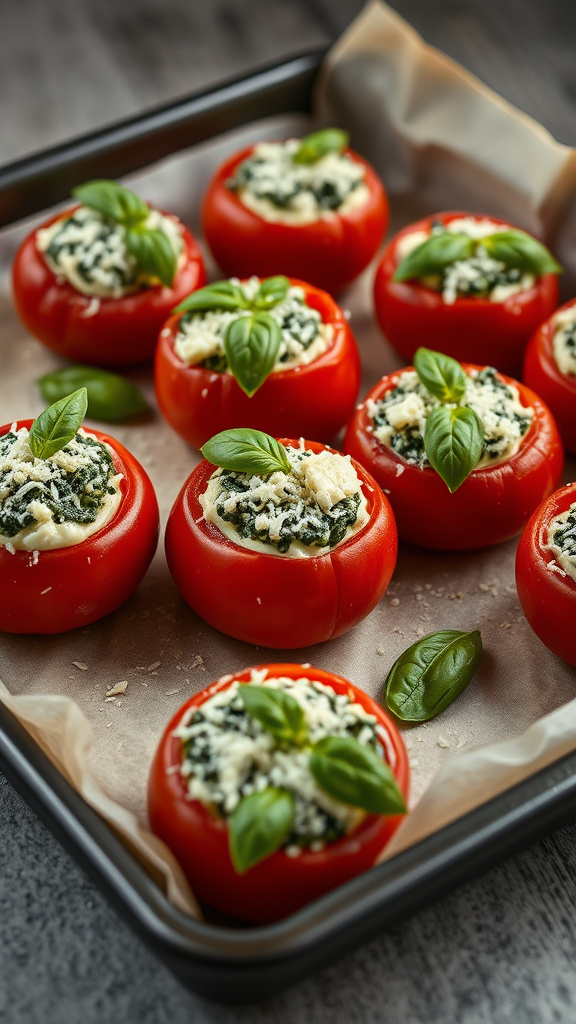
(165, 440, 397, 647)
(0, 420, 159, 634)
(374, 211, 560, 377)
(344, 366, 563, 551)
(12, 207, 206, 367)
(523, 298, 576, 454)
(201, 145, 388, 294)
(154, 278, 361, 448)
(516, 484, 576, 667)
(148, 662, 410, 924)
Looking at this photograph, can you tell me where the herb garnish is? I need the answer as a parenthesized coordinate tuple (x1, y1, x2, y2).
(393, 226, 561, 283)
(29, 388, 88, 460)
(201, 427, 291, 476)
(37, 366, 148, 422)
(385, 629, 483, 722)
(292, 128, 350, 165)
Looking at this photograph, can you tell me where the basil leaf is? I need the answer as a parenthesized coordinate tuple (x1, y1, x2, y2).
(424, 405, 484, 493)
(239, 684, 308, 746)
(29, 388, 88, 460)
(37, 366, 148, 422)
(229, 788, 295, 874)
(414, 348, 467, 404)
(253, 276, 290, 310)
(124, 226, 177, 287)
(224, 312, 281, 396)
(386, 630, 483, 722)
(173, 281, 250, 315)
(201, 428, 292, 476)
(482, 229, 562, 276)
(309, 737, 406, 815)
(393, 232, 475, 282)
(292, 127, 349, 165)
(72, 180, 149, 225)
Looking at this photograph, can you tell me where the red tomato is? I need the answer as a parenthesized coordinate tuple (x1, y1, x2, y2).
(516, 484, 576, 667)
(0, 420, 159, 634)
(373, 212, 560, 377)
(154, 278, 361, 448)
(12, 207, 206, 367)
(164, 439, 397, 647)
(523, 298, 576, 454)
(344, 366, 563, 551)
(201, 145, 388, 294)
(148, 662, 409, 923)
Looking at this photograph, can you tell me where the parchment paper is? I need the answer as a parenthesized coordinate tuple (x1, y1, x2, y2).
(1, 1, 576, 919)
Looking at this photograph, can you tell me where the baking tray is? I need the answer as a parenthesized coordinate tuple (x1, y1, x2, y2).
(1, 51, 576, 1005)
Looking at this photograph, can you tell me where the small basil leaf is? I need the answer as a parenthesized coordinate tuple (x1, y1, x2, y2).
(292, 127, 349, 165)
(124, 226, 177, 287)
(37, 366, 148, 422)
(481, 229, 562, 276)
(239, 684, 308, 746)
(253, 275, 291, 310)
(29, 388, 88, 460)
(173, 281, 250, 315)
(224, 312, 281, 396)
(385, 629, 483, 722)
(424, 405, 484, 493)
(72, 180, 149, 225)
(309, 737, 406, 815)
(201, 428, 292, 476)
(393, 232, 475, 282)
(414, 348, 467, 404)
(229, 788, 295, 874)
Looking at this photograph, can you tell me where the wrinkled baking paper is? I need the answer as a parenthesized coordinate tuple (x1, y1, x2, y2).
(1, 0, 576, 920)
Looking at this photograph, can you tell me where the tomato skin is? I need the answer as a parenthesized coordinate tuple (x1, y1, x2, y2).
(523, 299, 576, 455)
(0, 420, 159, 634)
(164, 440, 397, 647)
(12, 207, 206, 367)
(148, 662, 409, 924)
(154, 278, 361, 448)
(516, 484, 576, 666)
(373, 211, 560, 377)
(344, 366, 563, 551)
(201, 145, 389, 294)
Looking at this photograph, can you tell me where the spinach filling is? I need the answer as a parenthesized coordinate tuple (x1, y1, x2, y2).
(44, 211, 138, 291)
(227, 154, 363, 212)
(551, 505, 576, 560)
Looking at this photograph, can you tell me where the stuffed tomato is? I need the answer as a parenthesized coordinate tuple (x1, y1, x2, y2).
(523, 298, 576, 454)
(201, 130, 388, 294)
(155, 275, 361, 448)
(12, 180, 205, 367)
(148, 662, 409, 923)
(165, 430, 397, 647)
(374, 211, 560, 376)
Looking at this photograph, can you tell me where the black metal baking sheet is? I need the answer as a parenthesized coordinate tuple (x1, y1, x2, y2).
(1, 51, 576, 1005)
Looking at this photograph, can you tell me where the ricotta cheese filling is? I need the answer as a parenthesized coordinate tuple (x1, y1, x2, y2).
(36, 205, 183, 298)
(199, 445, 368, 557)
(551, 307, 576, 377)
(227, 140, 370, 226)
(0, 426, 122, 552)
(175, 669, 384, 846)
(367, 367, 533, 469)
(547, 503, 576, 582)
(395, 217, 534, 305)
(174, 278, 332, 371)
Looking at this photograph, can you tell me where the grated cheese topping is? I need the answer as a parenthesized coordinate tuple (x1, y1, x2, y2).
(551, 306, 576, 378)
(547, 502, 576, 583)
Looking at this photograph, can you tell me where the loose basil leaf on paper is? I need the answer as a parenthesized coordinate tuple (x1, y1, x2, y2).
(385, 630, 483, 722)
(414, 348, 467, 404)
(224, 312, 281, 396)
(72, 180, 149, 225)
(173, 281, 250, 315)
(29, 388, 88, 460)
(482, 229, 562, 276)
(393, 232, 475, 283)
(424, 405, 484, 493)
(229, 788, 295, 874)
(292, 128, 349, 165)
(239, 685, 308, 747)
(309, 736, 406, 815)
(253, 275, 290, 310)
(201, 428, 292, 476)
(37, 366, 148, 422)
(125, 226, 177, 288)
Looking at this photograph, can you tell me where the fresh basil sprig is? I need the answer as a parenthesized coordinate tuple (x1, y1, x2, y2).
(414, 347, 467, 404)
(309, 737, 406, 815)
(229, 788, 295, 874)
(385, 630, 483, 722)
(72, 180, 149, 224)
(292, 128, 349, 165)
(239, 685, 308, 747)
(393, 233, 474, 283)
(37, 366, 148, 422)
(481, 229, 562, 275)
(173, 281, 251, 315)
(201, 427, 291, 476)
(29, 388, 88, 460)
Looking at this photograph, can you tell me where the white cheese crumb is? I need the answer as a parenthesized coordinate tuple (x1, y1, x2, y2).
(106, 681, 128, 697)
(72, 661, 88, 671)
(147, 661, 161, 672)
